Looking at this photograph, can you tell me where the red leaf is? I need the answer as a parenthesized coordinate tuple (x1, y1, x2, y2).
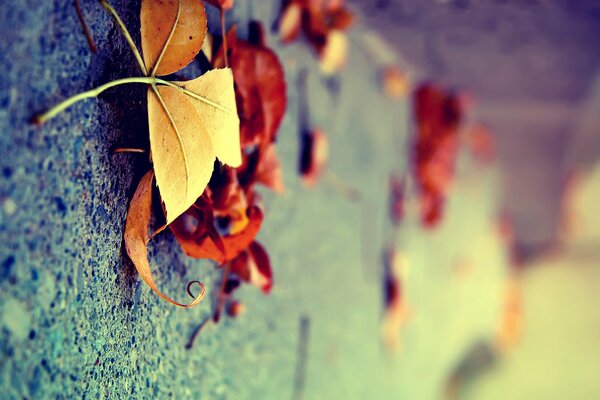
(171, 205, 264, 264)
(216, 25, 287, 147)
(412, 83, 463, 228)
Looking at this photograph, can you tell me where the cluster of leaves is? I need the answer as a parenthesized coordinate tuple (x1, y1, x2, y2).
(171, 19, 288, 318)
(37, 0, 288, 312)
(278, 0, 354, 74)
(413, 83, 463, 229)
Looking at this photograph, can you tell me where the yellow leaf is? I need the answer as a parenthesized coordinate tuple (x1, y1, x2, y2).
(148, 68, 241, 224)
(178, 69, 242, 168)
(124, 170, 205, 307)
(141, 0, 207, 76)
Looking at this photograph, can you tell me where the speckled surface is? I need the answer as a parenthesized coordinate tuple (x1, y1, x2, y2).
(0, 1, 507, 399)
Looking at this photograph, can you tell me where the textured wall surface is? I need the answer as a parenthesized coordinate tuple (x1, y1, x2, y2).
(0, 1, 508, 399)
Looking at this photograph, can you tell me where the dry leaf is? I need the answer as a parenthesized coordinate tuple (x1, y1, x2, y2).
(216, 26, 287, 146)
(124, 170, 205, 307)
(171, 205, 264, 264)
(148, 69, 241, 225)
(141, 0, 207, 76)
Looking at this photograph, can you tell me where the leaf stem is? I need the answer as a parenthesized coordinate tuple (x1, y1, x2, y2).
(99, 0, 148, 75)
(34, 77, 156, 124)
(34, 76, 233, 125)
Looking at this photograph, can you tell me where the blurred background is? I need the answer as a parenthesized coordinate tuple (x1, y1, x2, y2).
(1, 0, 600, 399)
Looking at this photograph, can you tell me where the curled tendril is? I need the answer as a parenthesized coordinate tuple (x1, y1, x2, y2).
(186, 280, 206, 300)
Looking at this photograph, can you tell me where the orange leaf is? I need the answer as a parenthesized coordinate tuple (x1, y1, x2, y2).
(171, 205, 264, 264)
(124, 170, 206, 307)
(141, 0, 207, 76)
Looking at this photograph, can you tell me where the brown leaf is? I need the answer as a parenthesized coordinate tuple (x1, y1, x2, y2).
(124, 170, 206, 307)
(141, 0, 207, 76)
(221, 26, 288, 146)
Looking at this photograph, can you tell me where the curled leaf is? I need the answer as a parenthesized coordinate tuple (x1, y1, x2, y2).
(124, 170, 205, 307)
(141, 0, 207, 76)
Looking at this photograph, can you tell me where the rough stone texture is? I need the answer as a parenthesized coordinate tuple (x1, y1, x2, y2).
(1, 1, 510, 399)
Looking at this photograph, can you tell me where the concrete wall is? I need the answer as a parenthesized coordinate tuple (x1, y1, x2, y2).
(0, 1, 507, 399)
